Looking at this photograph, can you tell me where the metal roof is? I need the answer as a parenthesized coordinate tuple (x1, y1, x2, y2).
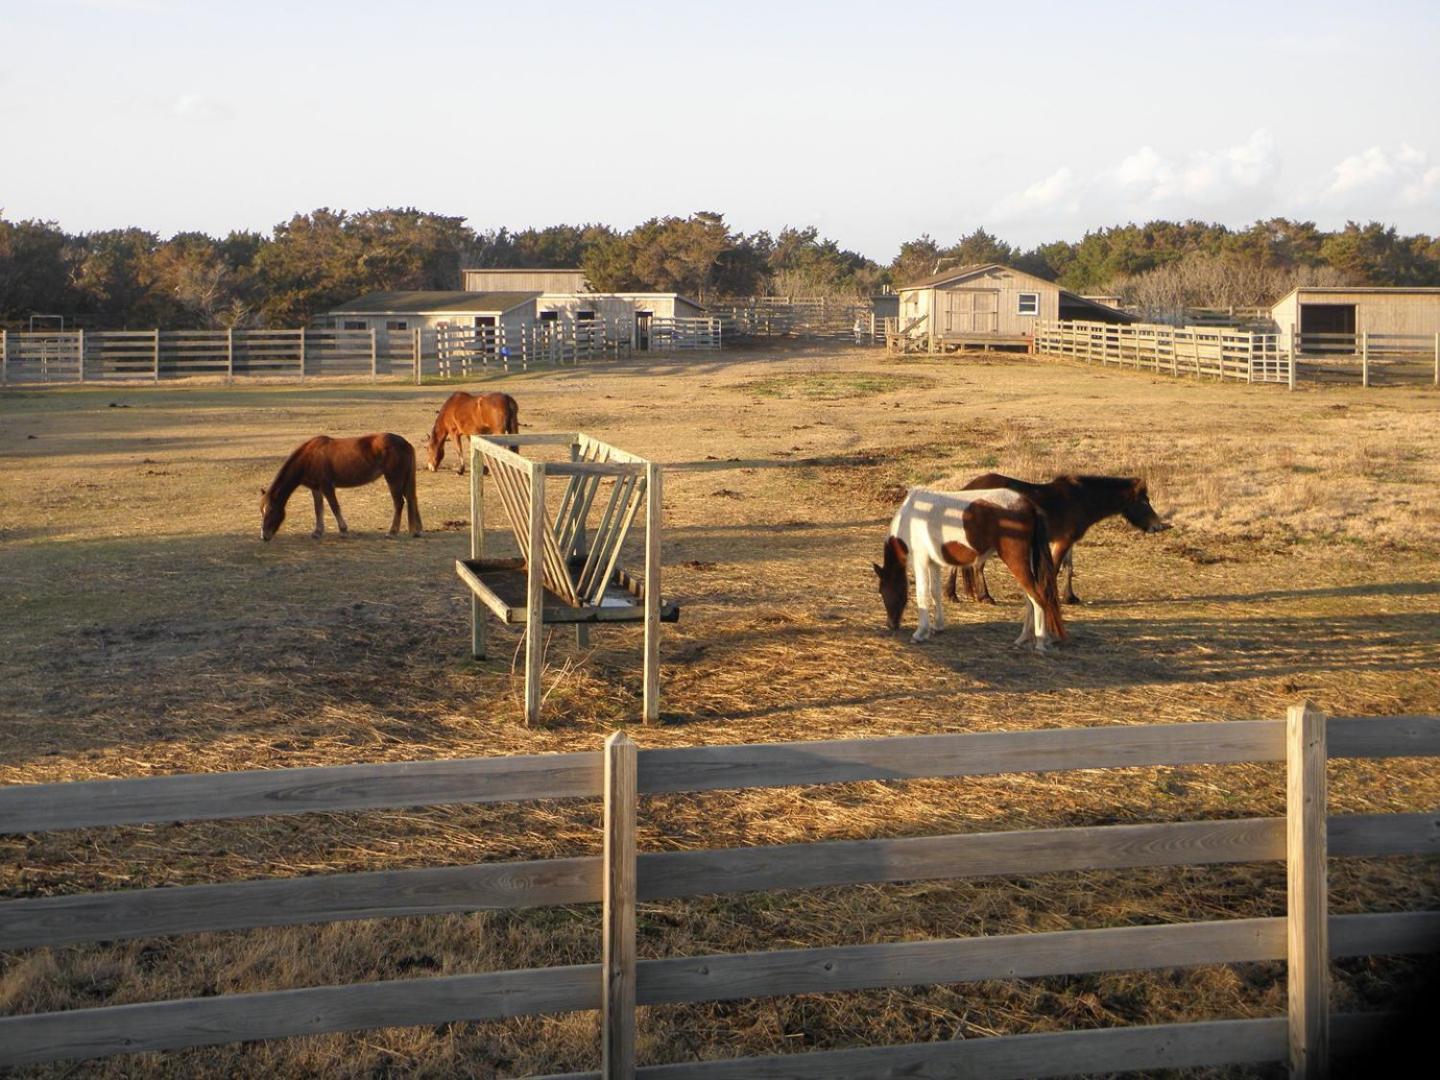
(329, 291, 539, 314)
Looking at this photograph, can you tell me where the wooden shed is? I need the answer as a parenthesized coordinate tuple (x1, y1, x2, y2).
(325, 291, 538, 337)
(461, 268, 589, 293)
(1270, 286, 1440, 343)
(895, 264, 1134, 351)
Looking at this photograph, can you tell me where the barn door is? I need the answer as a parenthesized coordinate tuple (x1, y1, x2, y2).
(943, 290, 1000, 334)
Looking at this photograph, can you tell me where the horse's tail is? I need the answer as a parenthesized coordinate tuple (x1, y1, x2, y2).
(1030, 509, 1066, 641)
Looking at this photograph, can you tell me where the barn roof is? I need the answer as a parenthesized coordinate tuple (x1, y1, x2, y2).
(897, 264, 999, 290)
(1270, 285, 1440, 308)
(329, 291, 538, 314)
(897, 263, 1136, 321)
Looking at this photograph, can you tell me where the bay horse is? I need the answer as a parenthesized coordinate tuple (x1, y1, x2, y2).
(875, 487, 1066, 651)
(946, 473, 1169, 606)
(260, 434, 422, 541)
(426, 391, 519, 474)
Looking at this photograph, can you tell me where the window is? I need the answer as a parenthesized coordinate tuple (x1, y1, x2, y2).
(539, 310, 559, 322)
(343, 320, 366, 331)
(576, 310, 596, 321)
(386, 320, 408, 331)
(1017, 293, 1040, 316)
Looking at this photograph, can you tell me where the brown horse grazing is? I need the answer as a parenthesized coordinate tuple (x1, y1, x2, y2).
(260, 434, 422, 541)
(946, 473, 1169, 606)
(426, 391, 519, 474)
(876, 487, 1066, 650)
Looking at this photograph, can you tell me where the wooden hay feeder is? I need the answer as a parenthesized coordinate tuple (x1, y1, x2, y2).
(456, 433, 678, 725)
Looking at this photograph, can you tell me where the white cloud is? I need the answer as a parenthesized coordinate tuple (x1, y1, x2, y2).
(171, 93, 231, 124)
(991, 166, 1079, 218)
(993, 130, 1280, 224)
(1321, 144, 1439, 208)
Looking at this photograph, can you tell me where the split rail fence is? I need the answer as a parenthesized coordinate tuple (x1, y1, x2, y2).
(432, 319, 636, 378)
(706, 297, 886, 344)
(1292, 331, 1440, 388)
(1033, 321, 1293, 386)
(0, 706, 1436, 1077)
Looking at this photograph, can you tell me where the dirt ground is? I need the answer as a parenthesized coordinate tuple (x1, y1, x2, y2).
(2, 344, 1438, 1077)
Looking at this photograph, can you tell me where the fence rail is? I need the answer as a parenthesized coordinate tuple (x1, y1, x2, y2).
(1292, 331, 1440, 388)
(705, 297, 885, 343)
(1033, 320, 1293, 386)
(1, 708, 1437, 1076)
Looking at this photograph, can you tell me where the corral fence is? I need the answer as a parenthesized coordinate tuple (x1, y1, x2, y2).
(706, 297, 886, 344)
(1, 705, 1436, 1077)
(1292, 331, 1440, 388)
(0, 320, 720, 388)
(1033, 320, 1294, 386)
(431, 319, 636, 378)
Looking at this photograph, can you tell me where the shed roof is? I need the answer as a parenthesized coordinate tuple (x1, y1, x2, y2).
(329, 291, 539, 314)
(1271, 285, 1440, 308)
(897, 264, 999, 290)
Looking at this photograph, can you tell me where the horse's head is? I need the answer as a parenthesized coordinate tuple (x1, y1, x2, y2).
(424, 432, 443, 472)
(872, 536, 909, 630)
(259, 486, 285, 541)
(1121, 479, 1170, 533)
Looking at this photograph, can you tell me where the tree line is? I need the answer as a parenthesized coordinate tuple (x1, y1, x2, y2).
(3, 208, 1438, 329)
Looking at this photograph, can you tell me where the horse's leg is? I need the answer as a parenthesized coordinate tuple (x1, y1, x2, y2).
(453, 432, 467, 475)
(385, 473, 404, 535)
(405, 464, 422, 536)
(911, 559, 933, 643)
(324, 485, 348, 534)
(974, 565, 995, 604)
(310, 488, 325, 539)
(997, 541, 1055, 653)
(931, 563, 946, 632)
(1058, 544, 1079, 604)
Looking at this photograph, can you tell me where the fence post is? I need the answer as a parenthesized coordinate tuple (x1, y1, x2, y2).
(1360, 331, 1369, 388)
(413, 327, 422, 385)
(602, 731, 638, 1080)
(470, 448, 486, 660)
(153, 328, 161, 383)
(524, 461, 545, 726)
(1434, 332, 1439, 387)
(1286, 701, 1329, 1080)
(370, 328, 378, 383)
(643, 461, 662, 724)
(298, 326, 307, 382)
(1, 328, 7, 384)
(77, 328, 86, 383)
(1290, 330, 1299, 391)
(226, 327, 235, 384)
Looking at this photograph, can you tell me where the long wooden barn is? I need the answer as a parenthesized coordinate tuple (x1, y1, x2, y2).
(895, 264, 1134, 351)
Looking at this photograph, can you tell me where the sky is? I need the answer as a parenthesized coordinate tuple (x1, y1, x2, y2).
(1, 0, 1437, 261)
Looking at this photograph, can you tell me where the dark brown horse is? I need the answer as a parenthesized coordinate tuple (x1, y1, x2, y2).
(946, 473, 1168, 605)
(260, 434, 422, 541)
(426, 391, 519, 474)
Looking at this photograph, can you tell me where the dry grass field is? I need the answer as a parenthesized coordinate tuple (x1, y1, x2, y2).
(2, 344, 1438, 1077)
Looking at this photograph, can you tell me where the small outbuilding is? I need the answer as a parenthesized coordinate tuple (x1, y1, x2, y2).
(1270, 286, 1440, 343)
(461, 268, 590, 293)
(895, 264, 1134, 351)
(324, 291, 539, 336)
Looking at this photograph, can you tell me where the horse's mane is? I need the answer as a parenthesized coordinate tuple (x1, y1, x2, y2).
(268, 439, 315, 494)
(1070, 475, 1140, 490)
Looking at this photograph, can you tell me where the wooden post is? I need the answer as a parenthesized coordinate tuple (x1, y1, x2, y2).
(153, 328, 161, 383)
(1, 328, 7, 384)
(470, 442, 486, 660)
(226, 327, 235, 385)
(76, 328, 85, 383)
(413, 327, 422, 385)
(573, 441, 590, 650)
(1434, 332, 1439, 387)
(642, 461, 661, 724)
(524, 461, 546, 725)
(369, 328, 378, 383)
(1286, 701, 1329, 1080)
(1360, 331, 1369, 388)
(1289, 330, 1298, 391)
(601, 731, 637, 1080)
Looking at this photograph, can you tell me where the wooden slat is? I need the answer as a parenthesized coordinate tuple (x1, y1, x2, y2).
(0, 856, 600, 950)
(603, 732, 638, 1078)
(1327, 714, 1440, 759)
(0, 965, 600, 1068)
(541, 1014, 1390, 1080)
(636, 721, 1285, 794)
(0, 752, 602, 833)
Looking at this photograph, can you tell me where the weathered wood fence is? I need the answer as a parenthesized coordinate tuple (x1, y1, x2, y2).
(1, 707, 1436, 1077)
(432, 319, 636, 377)
(1033, 321, 1293, 386)
(1292, 331, 1440, 388)
(706, 298, 884, 343)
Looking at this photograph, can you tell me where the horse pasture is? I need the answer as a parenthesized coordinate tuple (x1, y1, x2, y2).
(2, 345, 1438, 1077)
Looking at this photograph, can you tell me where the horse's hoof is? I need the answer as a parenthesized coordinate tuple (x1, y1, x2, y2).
(979, 596, 996, 606)
(1065, 596, 1082, 605)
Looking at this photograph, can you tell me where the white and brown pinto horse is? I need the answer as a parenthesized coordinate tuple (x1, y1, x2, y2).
(875, 487, 1066, 651)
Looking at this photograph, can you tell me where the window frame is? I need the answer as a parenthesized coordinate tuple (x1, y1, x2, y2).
(1017, 292, 1040, 317)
